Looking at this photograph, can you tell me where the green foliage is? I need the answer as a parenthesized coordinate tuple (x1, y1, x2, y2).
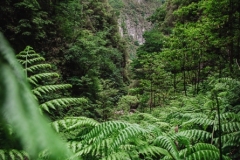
(0, 149, 29, 160)
(116, 95, 139, 114)
(0, 33, 73, 159)
(50, 114, 231, 160)
(16, 46, 88, 118)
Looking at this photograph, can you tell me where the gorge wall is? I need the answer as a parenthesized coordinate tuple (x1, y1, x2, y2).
(119, 0, 162, 45)
(109, 0, 162, 57)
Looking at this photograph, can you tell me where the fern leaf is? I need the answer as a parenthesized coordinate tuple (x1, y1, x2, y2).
(221, 122, 240, 133)
(185, 143, 231, 160)
(0, 150, 6, 160)
(0, 150, 29, 160)
(182, 113, 208, 119)
(32, 84, 72, 97)
(182, 118, 214, 127)
(111, 124, 147, 150)
(52, 117, 99, 132)
(17, 57, 45, 65)
(16, 53, 39, 58)
(177, 129, 211, 141)
(138, 145, 170, 157)
(67, 141, 83, 153)
(170, 134, 191, 147)
(24, 63, 51, 73)
(154, 136, 180, 160)
(101, 151, 131, 160)
(215, 131, 240, 146)
(28, 72, 59, 85)
(222, 136, 240, 148)
(11, 150, 29, 160)
(40, 98, 87, 112)
(137, 113, 161, 122)
(186, 150, 219, 160)
(82, 121, 129, 144)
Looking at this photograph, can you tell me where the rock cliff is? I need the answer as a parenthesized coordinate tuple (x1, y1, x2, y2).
(110, 0, 162, 56)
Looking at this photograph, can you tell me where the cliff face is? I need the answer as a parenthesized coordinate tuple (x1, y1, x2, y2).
(116, 0, 161, 45)
(109, 0, 162, 58)
(109, 0, 162, 80)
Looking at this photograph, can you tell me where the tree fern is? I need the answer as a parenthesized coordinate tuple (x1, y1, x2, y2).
(182, 111, 240, 159)
(16, 46, 87, 113)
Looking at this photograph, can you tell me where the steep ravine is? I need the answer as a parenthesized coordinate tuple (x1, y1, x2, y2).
(110, 0, 162, 57)
(119, 0, 161, 45)
(109, 0, 162, 82)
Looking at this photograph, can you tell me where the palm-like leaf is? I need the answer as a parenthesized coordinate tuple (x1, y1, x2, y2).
(40, 98, 87, 112)
(28, 72, 59, 85)
(177, 129, 211, 141)
(24, 63, 51, 73)
(33, 84, 72, 97)
(52, 117, 99, 133)
(17, 57, 45, 65)
(184, 143, 230, 160)
(0, 149, 29, 160)
(154, 135, 180, 160)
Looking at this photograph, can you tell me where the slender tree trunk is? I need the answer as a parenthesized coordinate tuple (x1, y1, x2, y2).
(150, 79, 153, 113)
(196, 50, 202, 94)
(215, 94, 223, 160)
(229, 0, 234, 73)
(173, 73, 176, 93)
(183, 54, 187, 96)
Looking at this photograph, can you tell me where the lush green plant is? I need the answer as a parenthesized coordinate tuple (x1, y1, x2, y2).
(51, 113, 231, 160)
(0, 33, 73, 159)
(16, 46, 87, 118)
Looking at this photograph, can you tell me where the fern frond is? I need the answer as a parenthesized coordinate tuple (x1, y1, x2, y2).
(24, 63, 51, 73)
(52, 117, 99, 133)
(221, 122, 240, 132)
(137, 113, 161, 121)
(101, 151, 131, 160)
(111, 124, 147, 150)
(67, 141, 83, 153)
(215, 131, 240, 146)
(0, 150, 6, 160)
(177, 129, 211, 141)
(28, 72, 59, 85)
(33, 84, 72, 97)
(154, 136, 180, 160)
(170, 134, 191, 148)
(220, 112, 238, 120)
(16, 53, 39, 58)
(181, 112, 208, 119)
(222, 135, 240, 148)
(0, 149, 29, 160)
(185, 143, 230, 160)
(40, 98, 87, 112)
(182, 118, 214, 126)
(82, 121, 129, 144)
(17, 57, 45, 65)
(138, 145, 170, 157)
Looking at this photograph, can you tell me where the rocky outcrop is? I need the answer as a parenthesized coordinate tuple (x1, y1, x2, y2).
(118, 0, 162, 45)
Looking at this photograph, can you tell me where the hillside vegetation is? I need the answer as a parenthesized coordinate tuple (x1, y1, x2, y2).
(0, 0, 240, 159)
